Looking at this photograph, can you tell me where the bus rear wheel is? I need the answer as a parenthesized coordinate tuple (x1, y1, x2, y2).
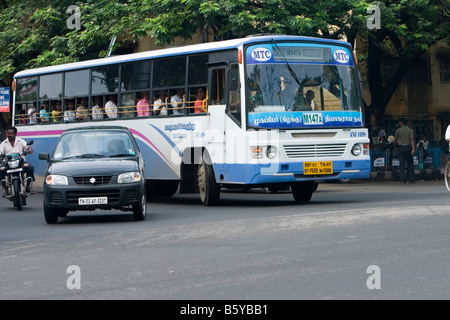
(291, 181, 315, 202)
(198, 161, 220, 206)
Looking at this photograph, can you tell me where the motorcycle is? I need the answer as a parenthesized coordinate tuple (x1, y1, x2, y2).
(1, 140, 34, 211)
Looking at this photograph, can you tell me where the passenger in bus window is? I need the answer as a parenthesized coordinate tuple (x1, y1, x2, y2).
(63, 100, 75, 122)
(51, 101, 62, 122)
(293, 89, 315, 111)
(171, 88, 185, 115)
(39, 101, 50, 123)
(105, 95, 118, 119)
(76, 97, 89, 121)
(305, 90, 315, 110)
(28, 104, 37, 124)
(91, 96, 104, 120)
(137, 92, 150, 117)
(154, 91, 168, 116)
(18, 110, 26, 124)
(194, 88, 207, 113)
(121, 93, 135, 118)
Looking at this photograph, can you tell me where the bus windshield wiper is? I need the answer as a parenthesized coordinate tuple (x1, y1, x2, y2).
(271, 39, 303, 88)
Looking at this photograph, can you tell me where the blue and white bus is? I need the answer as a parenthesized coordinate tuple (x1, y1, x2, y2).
(12, 34, 370, 205)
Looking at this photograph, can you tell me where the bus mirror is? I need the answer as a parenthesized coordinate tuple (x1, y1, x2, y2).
(228, 69, 238, 91)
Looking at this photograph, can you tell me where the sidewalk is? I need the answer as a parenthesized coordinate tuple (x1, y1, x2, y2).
(370, 168, 444, 181)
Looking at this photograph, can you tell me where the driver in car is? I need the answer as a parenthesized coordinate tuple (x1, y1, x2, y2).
(0, 126, 35, 194)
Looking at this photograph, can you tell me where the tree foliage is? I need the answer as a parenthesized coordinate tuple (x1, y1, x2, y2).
(0, 0, 449, 121)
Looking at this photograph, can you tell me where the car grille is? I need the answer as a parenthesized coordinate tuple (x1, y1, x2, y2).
(73, 176, 113, 185)
(50, 191, 63, 204)
(125, 189, 138, 202)
(284, 144, 346, 158)
(66, 189, 120, 205)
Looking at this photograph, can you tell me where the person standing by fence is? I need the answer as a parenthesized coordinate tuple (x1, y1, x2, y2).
(394, 118, 415, 184)
(446, 125, 450, 150)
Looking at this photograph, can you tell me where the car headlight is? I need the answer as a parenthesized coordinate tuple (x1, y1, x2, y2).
(46, 175, 68, 185)
(351, 144, 362, 156)
(118, 172, 142, 184)
(8, 160, 20, 169)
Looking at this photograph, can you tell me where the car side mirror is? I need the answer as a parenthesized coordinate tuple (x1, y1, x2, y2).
(39, 153, 49, 161)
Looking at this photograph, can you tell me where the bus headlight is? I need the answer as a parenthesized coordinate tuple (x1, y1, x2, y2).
(351, 144, 362, 156)
(266, 146, 277, 159)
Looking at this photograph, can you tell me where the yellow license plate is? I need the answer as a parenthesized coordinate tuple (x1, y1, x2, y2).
(303, 161, 333, 175)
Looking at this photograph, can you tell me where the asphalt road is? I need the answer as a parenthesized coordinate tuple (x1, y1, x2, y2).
(1, 178, 450, 301)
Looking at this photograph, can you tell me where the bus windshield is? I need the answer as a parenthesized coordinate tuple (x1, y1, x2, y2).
(245, 42, 364, 129)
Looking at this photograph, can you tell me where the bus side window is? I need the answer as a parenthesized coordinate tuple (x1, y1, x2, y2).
(211, 68, 225, 105)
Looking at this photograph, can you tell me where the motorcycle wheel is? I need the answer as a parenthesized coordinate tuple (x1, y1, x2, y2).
(13, 179, 22, 211)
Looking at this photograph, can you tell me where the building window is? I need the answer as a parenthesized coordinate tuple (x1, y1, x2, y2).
(440, 57, 450, 83)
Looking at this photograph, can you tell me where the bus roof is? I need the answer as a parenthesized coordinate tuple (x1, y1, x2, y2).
(14, 35, 351, 78)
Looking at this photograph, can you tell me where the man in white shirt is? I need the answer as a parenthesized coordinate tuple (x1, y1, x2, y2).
(170, 88, 185, 115)
(63, 100, 76, 122)
(154, 91, 168, 116)
(92, 96, 103, 120)
(28, 106, 37, 124)
(446, 125, 450, 153)
(0, 126, 35, 194)
(105, 97, 118, 119)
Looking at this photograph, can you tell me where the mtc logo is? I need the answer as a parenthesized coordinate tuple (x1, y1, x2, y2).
(333, 50, 349, 64)
(251, 48, 272, 62)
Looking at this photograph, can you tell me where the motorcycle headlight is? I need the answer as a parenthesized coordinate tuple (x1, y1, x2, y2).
(118, 172, 142, 184)
(8, 160, 20, 169)
(46, 175, 68, 185)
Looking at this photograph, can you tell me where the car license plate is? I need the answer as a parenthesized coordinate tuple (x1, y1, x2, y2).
(303, 161, 333, 175)
(78, 197, 108, 205)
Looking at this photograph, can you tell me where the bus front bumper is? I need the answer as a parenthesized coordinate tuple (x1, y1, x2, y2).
(213, 159, 371, 185)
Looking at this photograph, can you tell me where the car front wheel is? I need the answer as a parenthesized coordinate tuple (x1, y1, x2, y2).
(43, 199, 59, 224)
(133, 194, 146, 221)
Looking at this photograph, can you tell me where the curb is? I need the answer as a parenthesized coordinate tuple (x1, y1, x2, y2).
(370, 168, 443, 181)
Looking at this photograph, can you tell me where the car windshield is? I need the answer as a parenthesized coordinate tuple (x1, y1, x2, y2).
(53, 130, 136, 160)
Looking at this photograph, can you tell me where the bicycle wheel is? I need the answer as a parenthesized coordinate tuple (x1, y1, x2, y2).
(445, 161, 450, 192)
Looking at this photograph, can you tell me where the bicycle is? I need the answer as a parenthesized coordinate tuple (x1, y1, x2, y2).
(445, 155, 450, 192)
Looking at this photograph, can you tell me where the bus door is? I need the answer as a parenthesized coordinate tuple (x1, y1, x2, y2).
(207, 66, 227, 148)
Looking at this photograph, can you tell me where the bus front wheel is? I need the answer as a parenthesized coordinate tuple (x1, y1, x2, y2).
(198, 161, 220, 206)
(291, 181, 315, 202)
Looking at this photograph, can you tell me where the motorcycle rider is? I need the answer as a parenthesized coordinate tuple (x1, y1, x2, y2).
(0, 125, 35, 195)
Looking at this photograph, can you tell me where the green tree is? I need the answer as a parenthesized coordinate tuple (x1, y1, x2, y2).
(1, 0, 449, 125)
